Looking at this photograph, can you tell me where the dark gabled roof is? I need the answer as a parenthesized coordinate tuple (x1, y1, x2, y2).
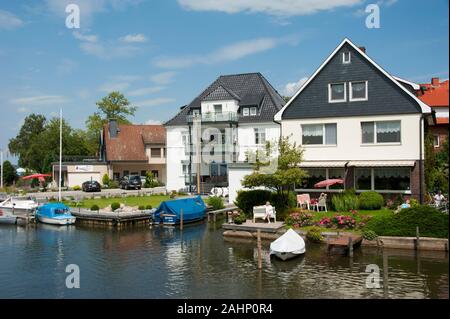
(164, 72, 285, 126)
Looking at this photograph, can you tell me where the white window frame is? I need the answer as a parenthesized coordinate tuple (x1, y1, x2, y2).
(213, 104, 223, 114)
(192, 109, 200, 117)
(361, 121, 401, 145)
(354, 167, 411, 193)
(243, 107, 249, 116)
(328, 82, 347, 103)
(301, 123, 337, 146)
(250, 106, 257, 116)
(349, 81, 368, 102)
(342, 51, 351, 64)
(295, 167, 345, 192)
(254, 128, 266, 145)
(434, 134, 440, 148)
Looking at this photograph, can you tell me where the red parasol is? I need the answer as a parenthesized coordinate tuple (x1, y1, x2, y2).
(22, 173, 52, 182)
(314, 179, 344, 188)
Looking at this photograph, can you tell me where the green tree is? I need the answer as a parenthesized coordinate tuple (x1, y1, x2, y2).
(85, 91, 137, 152)
(8, 114, 46, 168)
(425, 131, 449, 194)
(1, 160, 17, 185)
(242, 136, 308, 203)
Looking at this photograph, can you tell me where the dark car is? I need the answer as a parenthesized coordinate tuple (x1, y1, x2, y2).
(82, 180, 101, 192)
(120, 175, 142, 190)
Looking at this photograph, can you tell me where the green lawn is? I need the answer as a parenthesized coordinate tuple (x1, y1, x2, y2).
(64, 195, 170, 209)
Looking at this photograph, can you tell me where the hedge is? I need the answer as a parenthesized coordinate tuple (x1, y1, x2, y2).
(359, 191, 384, 210)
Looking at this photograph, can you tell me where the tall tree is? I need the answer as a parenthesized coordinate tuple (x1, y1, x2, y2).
(1, 160, 17, 185)
(8, 114, 46, 168)
(85, 91, 137, 152)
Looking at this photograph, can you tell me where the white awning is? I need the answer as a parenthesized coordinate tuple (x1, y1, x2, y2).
(299, 161, 348, 168)
(347, 160, 416, 167)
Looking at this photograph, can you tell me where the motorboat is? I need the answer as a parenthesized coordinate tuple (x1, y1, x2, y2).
(153, 196, 206, 225)
(36, 203, 76, 225)
(270, 229, 306, 261)
(0, 208, 17, 224)
(0, 196, 38, 216)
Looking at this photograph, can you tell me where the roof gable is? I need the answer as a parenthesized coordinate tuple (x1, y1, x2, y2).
(202, 85, 240, 101)
(275, 38, 432, 121)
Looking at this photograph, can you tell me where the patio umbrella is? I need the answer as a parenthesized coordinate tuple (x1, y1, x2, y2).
(22, 173, 52, 182)
(314, 179, 344, 188)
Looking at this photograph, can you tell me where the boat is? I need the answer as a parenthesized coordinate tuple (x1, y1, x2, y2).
(36, 203, 76, 225)
(0, 196, 38, 216)
(0, 208, 17, 224)
(153, 196, 206, 225)
(270, 229, 306, 261)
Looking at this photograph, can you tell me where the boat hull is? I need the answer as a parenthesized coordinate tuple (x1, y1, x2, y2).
(0, 216, 17, 225)
(37, 215, 76, 225)
(270, 250, 305, 261)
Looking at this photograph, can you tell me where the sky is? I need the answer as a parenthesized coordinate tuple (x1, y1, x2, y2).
(0, 0, 448, 164)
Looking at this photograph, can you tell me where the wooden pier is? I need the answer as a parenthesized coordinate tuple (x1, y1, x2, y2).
(207, 205, 238, 222)
(222, 220, 284, 233)
(327, 234, 363, 256)
(71, 209, 153, 228)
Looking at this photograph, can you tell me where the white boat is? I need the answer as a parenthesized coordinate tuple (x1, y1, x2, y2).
(270, 229, 306, 261)
(36, 203, 76, 225)
(0, 208, 17, 224)
(0, 197, 38, 216)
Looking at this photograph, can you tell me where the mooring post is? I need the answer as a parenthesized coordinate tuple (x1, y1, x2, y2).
(257, 229, 262, 270)
(180, 208, 184, 231)
(348, 236, 353, 257)
(415, 226, 420, 251)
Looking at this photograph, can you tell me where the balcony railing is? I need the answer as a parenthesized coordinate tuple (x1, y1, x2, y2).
(186, 112, 239, 123)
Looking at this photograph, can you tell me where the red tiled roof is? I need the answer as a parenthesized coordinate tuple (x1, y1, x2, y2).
(104, 124, 166, 161)
(418, 80, 449, 107)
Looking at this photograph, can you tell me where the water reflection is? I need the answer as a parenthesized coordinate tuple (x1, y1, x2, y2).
(0, 222, 448, 299)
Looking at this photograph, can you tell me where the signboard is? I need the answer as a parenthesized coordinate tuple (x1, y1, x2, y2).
(75, 165, 94, 172)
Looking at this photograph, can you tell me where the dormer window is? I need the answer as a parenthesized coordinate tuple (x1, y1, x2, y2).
(214, 104, 222, 114)
(243, 107, 249, 116)
(350, 81, 368, 101)
(328, 83, 347, 103)
(250, 107, 257, 116)
(343, 51, 351, 64)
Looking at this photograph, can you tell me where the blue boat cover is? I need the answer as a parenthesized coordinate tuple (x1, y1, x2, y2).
(37, 202, 73, 219)
(153, 196, 206, 224)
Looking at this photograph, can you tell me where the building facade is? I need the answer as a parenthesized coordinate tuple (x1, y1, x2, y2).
(275, 38, 434, 201)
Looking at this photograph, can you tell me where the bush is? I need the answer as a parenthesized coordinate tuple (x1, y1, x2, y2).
(145, 205, 153, 210)
(365, 205, 448, 238)
(359, 191, 384, 210)
(111, 202, 121, 211)
(170, 190, 177, 199)
(109, 181, 119, 189)
(234, 190, 272, 215)
(145, 172, 161, 188)
(285, 210, 314, 228)
(90, 204, 100, 211)
(102, 174, 110, 187)
(362, 230, 378, 241)
(270, 191, 297, 220)
(138, 205, 145, 210)
(233, 211, 247, 224)
(206, 196, 225, 210)
(306, 227, 323, 243)
(73, 185, 81, 191)
(332, 193, 359, 212)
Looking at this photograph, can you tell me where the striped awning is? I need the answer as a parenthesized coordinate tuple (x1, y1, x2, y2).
(299, 161, 348, 168)
(347, 160, 415, 167)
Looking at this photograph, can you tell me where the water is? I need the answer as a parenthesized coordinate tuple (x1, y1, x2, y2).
(0, 222, 448, 299)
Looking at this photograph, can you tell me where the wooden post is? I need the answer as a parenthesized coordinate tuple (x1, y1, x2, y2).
(415, 226, 420, 251)
(383, 251, 389, 298)
(348, 236, 353, 257)
(180, 208, 184, 231)
(257, 229, 262, 270)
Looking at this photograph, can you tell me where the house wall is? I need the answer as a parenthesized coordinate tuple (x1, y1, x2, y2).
(65, 164, 108, 187)
(201, 99, 239, 114)
(166, 126, 189, 191)
(430, 124, 449, 152)
(228, 166, 253, 203)
(110, 162, 166, 183)
(281, 113, 423, 161)
(237, 123, 280, 161)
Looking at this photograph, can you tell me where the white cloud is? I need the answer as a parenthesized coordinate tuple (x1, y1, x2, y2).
(150, 71, 177, 84)
(145, 119, 162, 125)
(0, 10, 24, 30)
(135, 98, 176, 107)
(79, 41, 140, 59)
(281, 77, 308, 96)
(177, 0, 362, 17)
(11, 95, 69, 106)
(73, 31, 98, 43)
(154, 35, 300, 69)
(17, 107, 30, 113)
(120, 34, 147, 43)
(99, 82, 131, 92)
(57, 58, 78, 74)
(128, 86, 166, 97)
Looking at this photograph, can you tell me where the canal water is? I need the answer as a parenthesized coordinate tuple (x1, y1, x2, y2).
(0, 222, 448, 299)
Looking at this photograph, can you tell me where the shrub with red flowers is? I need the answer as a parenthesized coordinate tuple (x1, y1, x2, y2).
(285, 210, 314, 228)
(332, 215, 357, 229)
(357, 215, 372, 229)
(318, 217, 333, 228)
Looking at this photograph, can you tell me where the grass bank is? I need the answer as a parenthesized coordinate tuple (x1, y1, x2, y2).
(64, 195, 170, 209)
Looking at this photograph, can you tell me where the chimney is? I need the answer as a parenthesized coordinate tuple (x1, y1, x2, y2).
(358, 46, 366, 53)
(109, 119, 119, 138)
(431, 77, 440, 86)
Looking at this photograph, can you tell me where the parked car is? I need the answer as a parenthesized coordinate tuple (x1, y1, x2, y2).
(120, 175, 142, 190)
(82, 180, 101, 192)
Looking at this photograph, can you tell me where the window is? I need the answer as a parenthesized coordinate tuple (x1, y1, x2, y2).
(299, 168, 344, 190)
(356, 167, 411, 191)
(141, 170, 146, 177)
(328, 83, 347, 102)
(343, 52, 351, 64)
(151, 148, 162, 157)
(243, 107, 249, 116)
(123, 170, 129, 177)
(355, 168, 371, 190)
(214, 104, 222, 114)
(192, 109, 200, 117)
(254, 128, 266, 145)
(302, 123, 337, 145)
(328, 168, 345, 189)
(151, 170, 159, 178)
(361, 121, 401, 144)
(250, 107, 257, 116)
(113, 173, 120, 181)
(350, 81, 368, 101)
(434, 135, 440, 148)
